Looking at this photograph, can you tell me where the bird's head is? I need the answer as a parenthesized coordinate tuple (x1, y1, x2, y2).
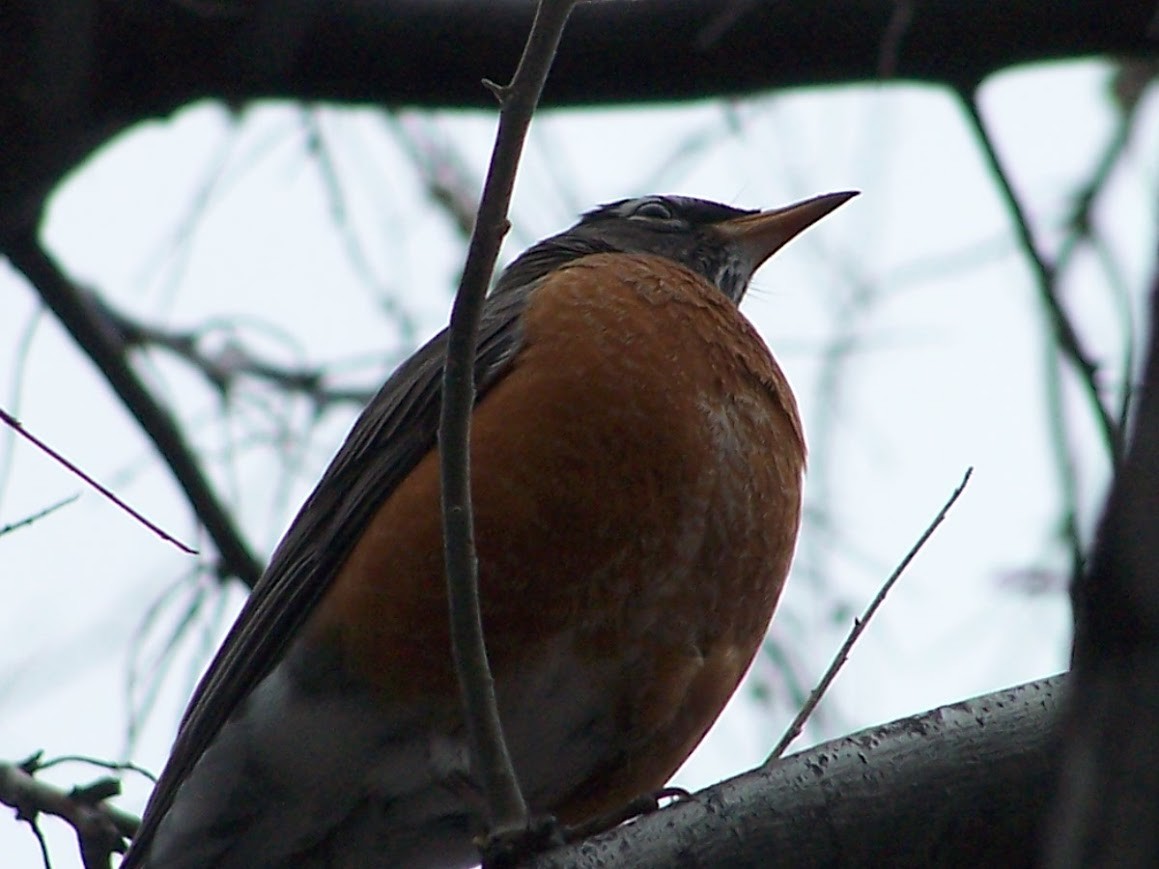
(498, 191, 857, 303)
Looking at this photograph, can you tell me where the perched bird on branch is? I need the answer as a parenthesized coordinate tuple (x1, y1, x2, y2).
(123, 190, 855, 868)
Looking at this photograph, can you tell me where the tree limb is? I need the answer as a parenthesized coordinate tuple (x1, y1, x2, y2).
(0, 756, 139, 869)
(528, 675, 1064, 868)
(0, 231, 262, 586)
(438, 0, 577, 850)
(9, 677, 1062, 868)
(1044, 253, 1159, 866)
(3, 0, 1155, 234)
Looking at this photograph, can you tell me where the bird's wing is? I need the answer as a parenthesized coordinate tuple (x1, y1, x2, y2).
(124, 282, 535, 865)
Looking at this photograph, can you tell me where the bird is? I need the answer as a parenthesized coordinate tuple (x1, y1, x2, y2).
(122, 189, 855, 868)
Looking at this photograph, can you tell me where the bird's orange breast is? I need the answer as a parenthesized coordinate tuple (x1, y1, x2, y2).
(304, 251, 804, 817)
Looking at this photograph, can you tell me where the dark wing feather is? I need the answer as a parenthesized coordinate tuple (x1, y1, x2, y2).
(123, 281, 535, 865)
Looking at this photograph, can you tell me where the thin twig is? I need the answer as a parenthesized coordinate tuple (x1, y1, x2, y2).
(0, 407, 195, 554)
(24, 813, 50, 869)
(0, 304, 46, 511)
(0, 494, 78, 537)
(301, 108, 421, 347)
(766, 467, 974, 764)
(385, 111, 482, 241)
(1, 232, 262, 585)
(1052, 72, 1144, 441)
(106, 301, 375, 408)
(124, 566, 211, 754)
(956, 92, 1121, 466)
(438, 0, 577, 842)
(1038, 100, 1138, 583)
(958, 87, 1119, 584)
(33, 754, 157, 785)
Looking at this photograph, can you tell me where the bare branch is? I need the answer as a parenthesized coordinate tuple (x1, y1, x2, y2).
(4, 1, 1154, 246)
(33, 754, 156, 785)
(767, 467, 974, 763)
(105, 302, 376, 409)
(1054, 59, 1156, 432)
(957, 91, 1122, 465)
(0, 407, 195, 554)
(438, 0, 577, 850)
(0, 494, 78, 537)
(1045, 253, 1159, 866)
(301, 108, 422, 346)
(529, 676, 1064, 868)
(386, 111, 483, 241)
(0, 231, 262, 586)
(0, 755, 140, 868)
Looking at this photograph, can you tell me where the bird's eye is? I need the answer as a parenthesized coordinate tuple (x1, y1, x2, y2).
(631, 199, 675, 220)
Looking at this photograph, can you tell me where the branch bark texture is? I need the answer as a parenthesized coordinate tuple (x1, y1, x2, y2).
(530, 676, 1063, 868)
(2, 0, 1155, 234)
(1045, 259, 1159, 866)
(438, 0, 576, 842)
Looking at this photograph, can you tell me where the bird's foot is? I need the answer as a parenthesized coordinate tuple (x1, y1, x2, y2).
(477, 788, 692, 865)
(477, 814, 565, 869)
(563, 786, 693, 841)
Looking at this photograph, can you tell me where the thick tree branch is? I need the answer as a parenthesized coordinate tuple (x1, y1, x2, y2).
(1045, 254, 1159, 866)
(20, 677, 1059, 869)
(528, 676, 1064, 868)
(3, 0, 1155, 234)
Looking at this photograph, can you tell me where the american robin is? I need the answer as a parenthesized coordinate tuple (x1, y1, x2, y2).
(123, 190, 855, 868)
